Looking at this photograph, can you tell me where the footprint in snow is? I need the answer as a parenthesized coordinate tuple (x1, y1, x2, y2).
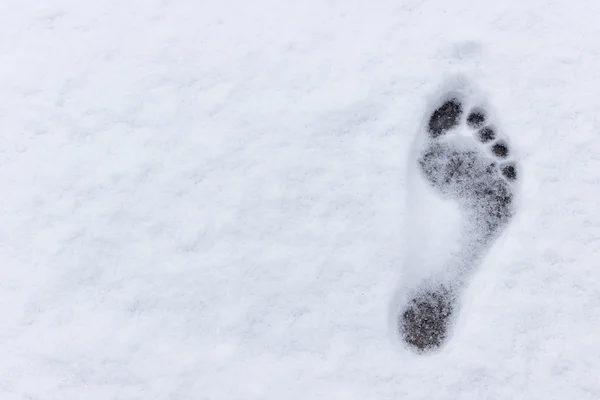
(397, 76, 520, 353)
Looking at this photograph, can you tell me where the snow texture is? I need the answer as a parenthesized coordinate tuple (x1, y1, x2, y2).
(1, 0, 600, 399)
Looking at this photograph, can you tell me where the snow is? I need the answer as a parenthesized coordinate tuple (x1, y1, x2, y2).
(1, 0, 600, 398)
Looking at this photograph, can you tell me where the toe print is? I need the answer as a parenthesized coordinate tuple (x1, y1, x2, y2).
(428, 99, 463, 138)
(477, 127, 496, 143)
(501, 163, 517, 181)
(491, 141, 509, 158)
(467, 108, 486, 128)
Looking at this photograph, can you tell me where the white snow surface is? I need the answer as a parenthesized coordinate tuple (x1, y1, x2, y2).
(1, 0, 600, 399)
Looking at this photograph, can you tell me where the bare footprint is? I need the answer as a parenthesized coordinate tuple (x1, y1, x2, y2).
(397, 77, 520, 353)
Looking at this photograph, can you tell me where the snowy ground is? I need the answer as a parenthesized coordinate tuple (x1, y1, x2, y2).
(2, 0, 600, 399)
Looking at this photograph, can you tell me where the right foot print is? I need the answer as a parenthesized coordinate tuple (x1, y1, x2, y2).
(397, 78, 520, 353)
